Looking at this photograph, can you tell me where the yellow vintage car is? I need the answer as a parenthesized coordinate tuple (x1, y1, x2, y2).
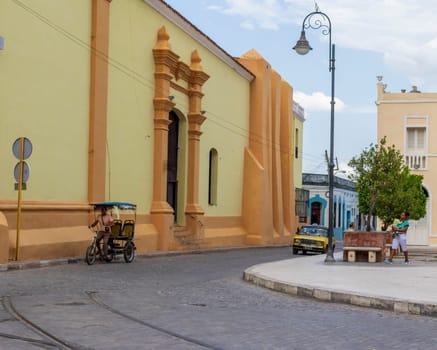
(292, 225, 335, 255)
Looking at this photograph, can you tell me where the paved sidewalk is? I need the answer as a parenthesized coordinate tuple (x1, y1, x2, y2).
(244, 250, 437, 317)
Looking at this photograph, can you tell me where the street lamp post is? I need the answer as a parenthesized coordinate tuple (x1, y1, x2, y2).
(293, 6, 336, 263)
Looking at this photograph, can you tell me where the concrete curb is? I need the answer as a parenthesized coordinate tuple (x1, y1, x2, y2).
(0, 257, 81, 272)
(243, 267, 437, 318)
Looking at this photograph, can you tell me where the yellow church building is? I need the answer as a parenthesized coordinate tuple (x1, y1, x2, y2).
(376, 77, 437, 246)
(0, 0, 300, 262)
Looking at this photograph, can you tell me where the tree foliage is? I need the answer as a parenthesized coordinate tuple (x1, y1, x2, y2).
(348, 137, 426, 230)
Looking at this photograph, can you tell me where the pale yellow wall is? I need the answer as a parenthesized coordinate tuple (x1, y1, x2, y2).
(0, 0, 91, 201)
(106, 0, 155, 211)
(107, 0, 250, 215)
(377, 82, 437, 241)
(199, 70, 250, 216)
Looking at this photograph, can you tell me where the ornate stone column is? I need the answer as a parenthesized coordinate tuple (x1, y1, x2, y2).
(185, 50, 209, 237)
(151, 26, 178, 250)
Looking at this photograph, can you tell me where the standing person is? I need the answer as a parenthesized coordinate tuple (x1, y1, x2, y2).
(385, 211, 410, 265)
(89, 207, 114, 260)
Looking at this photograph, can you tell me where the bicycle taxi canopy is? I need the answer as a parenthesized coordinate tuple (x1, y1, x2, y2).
(92, 202, 137, 210)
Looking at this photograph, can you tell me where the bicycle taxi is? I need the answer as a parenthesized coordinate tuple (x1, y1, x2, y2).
(86, 202, 137, 265)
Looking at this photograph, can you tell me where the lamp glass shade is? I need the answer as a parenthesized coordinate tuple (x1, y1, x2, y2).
(293, 31, 312, 55)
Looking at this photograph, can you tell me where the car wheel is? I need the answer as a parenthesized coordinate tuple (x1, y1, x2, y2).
(293, 249, 299, 255)
(302, 250, 307, 255)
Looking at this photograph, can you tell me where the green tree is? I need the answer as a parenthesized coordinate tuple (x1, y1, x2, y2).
(348, 137, 426, 231)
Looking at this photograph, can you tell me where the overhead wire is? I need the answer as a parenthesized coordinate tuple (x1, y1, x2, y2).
(10, 0, 330, 166)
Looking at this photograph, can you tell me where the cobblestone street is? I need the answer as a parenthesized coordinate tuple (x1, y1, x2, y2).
(1, 247, 437, 349)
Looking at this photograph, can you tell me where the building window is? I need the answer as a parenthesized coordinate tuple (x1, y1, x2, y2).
(405, 127, 427, 169)
(208, 148, 218, 205)
(407, 127, 426, 152)
(295, 188, 309, 222)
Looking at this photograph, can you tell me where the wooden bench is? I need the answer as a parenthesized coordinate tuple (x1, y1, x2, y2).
(343, 246, 383, 263)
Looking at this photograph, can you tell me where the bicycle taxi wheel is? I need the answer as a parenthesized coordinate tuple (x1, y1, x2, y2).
(123, 240, 135, 263)
(85, 243, 97, 265)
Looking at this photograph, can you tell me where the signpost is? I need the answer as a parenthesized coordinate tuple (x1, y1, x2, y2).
(12, 137, 32, 261)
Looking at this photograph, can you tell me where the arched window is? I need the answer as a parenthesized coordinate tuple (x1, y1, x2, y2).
(208, 148, 218, 205)
(295, 128, 299, 158)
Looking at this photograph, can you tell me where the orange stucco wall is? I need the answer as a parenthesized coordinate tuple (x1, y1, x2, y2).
(238, 50, 296, 245)
(88, 0, 111, 203)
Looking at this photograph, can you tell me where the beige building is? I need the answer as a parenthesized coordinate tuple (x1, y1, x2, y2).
(0, 0, 300, 262)
(376, 77, 437, 246)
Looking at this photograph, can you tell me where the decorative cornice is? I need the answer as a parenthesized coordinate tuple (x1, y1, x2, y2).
(153, 98, 175, 112)
(153, 27, 180, 68)
(175, 60, 191, 81)
(170, 81, 188, 95)
(377, 99, 437, 105)
(187, 113, 206, 125)
(189, 70, 209, 86)
(153, 49, 180, 68)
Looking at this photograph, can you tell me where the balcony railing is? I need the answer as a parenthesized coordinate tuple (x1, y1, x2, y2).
(404, 153, 427, 170)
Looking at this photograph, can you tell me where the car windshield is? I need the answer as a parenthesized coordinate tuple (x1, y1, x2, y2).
(299, 226, 328, 237)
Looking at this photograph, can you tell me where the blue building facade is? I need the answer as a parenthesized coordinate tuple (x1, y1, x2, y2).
(302, 173, 359, 240)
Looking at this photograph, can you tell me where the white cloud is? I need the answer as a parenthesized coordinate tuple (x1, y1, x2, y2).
(294, 91, 346, 113)
(207, 5, 223, 11)
(211, 0, 437, 91)
(211, 0, 293, 30)
(240, 20, 255, 30)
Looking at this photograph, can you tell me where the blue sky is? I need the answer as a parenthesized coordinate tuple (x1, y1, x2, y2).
(164, 0, 437, 174)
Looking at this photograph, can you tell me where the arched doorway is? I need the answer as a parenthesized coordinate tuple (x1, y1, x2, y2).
(311, 202, 321, 225)
(167, 111, 179, 221)
(409, 186, 430, 246)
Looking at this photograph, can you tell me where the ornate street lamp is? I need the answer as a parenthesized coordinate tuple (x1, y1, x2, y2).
(293, 6, 336, 263)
